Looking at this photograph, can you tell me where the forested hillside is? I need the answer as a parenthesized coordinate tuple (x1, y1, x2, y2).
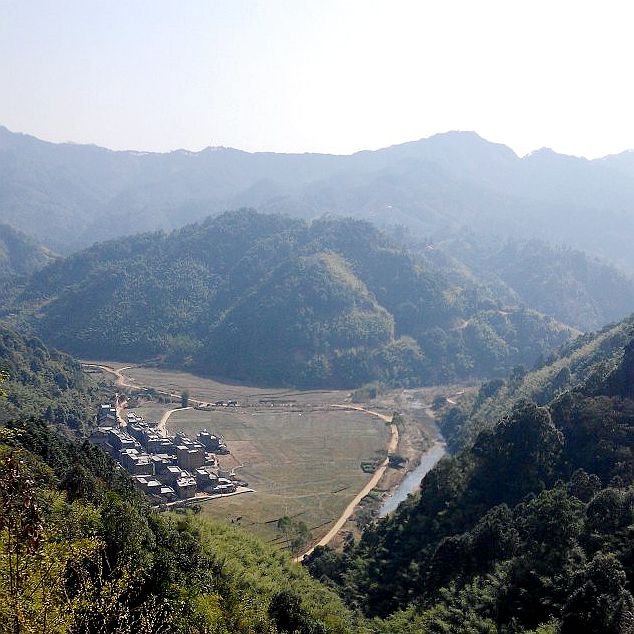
(4, 125, 634, 274)
(11, 210, 574, 388)
(0, 324, 98, 428)
(438, 315, 634, 450)
(0, 325, 361, 633)
(420, 233, 634, 331)
(0, 223, 56, 305)
(0, 224, 55, 279)
(0, 413, 358, 633)
(305, 318, 634, 633)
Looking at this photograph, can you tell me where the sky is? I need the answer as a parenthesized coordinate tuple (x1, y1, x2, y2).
(1, 0, 633, 158)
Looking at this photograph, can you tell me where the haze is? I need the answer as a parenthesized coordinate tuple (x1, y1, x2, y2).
(1, 0, 633, 158)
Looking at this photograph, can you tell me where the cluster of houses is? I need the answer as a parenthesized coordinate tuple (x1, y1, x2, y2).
(195, 400, 239, 410)
(91, 403, 237, 503)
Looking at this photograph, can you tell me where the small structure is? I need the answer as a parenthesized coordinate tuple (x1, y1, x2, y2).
(197, 430, 228, 454)
(176, 445, 205, 471)
(211, 478, 236, 494)
(195, 468, 219, 489)
(108, 428, 137, 451)
(161, 465, 186, 484)
(175, 475, 197, 499)
(98, 404, 118, 426)
(120, 449, 154, 476)
(158, 485, 177, 501)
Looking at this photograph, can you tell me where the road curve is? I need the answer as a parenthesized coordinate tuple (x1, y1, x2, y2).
(158, 406, 191, 436)
(296, 406, 399, 562)
(82, 362, 203, 405)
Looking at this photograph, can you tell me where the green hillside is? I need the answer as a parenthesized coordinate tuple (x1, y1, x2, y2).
(439, 316, 634, 450)
(0, 324, 98, 428)
(0, 417, 358, 634)
(421, 233, 634, 331)
(306, 316, 634, 633)
(0, 223, 57, 306)
(12, 210, 575, 388)
(0, 223, 56, 280)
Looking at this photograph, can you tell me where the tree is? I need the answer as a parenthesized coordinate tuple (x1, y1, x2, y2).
(0, 453, 102, 634)
(561, 553, 634, 634)
(180, 390, 190, 408)
(277, 516, 310, 555)
(268, 590, 325, 634)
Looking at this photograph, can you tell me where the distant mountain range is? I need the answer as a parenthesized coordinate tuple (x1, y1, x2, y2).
(3, 125, 634, 272)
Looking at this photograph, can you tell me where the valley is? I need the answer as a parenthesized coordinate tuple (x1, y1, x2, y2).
(3, 7, 634, 630)
(86, 361, 448, 550)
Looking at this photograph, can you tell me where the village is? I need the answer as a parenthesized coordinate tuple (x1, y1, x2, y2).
(89, 399, 251, 505)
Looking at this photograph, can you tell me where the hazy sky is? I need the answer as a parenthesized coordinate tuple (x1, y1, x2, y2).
(1, 0, 633, 157)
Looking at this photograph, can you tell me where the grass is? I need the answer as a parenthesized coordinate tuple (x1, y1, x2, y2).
(89, 362, 441, 548)
(165, 406, 389, 545)
(119, 365, 348, 406)
(131, 403, 169, 423)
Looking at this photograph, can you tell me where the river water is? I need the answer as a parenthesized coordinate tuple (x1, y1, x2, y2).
(379, 440, 447, 517)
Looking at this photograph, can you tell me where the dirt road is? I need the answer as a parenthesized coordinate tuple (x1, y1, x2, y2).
(84, 362, 402, 560)
(82, 362, 203, 405)
(157, 406, 194, 435)
(296, 405, 399, 561)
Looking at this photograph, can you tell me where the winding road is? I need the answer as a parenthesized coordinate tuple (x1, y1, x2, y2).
(82, 362, 204, 406)
(158, 406, 191, 436)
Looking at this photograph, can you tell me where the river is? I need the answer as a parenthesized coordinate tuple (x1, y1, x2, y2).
(379, 440, 447, 517)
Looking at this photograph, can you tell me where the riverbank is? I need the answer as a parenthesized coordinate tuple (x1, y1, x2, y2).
(378, 440, 447, 516)
(296, 407, 398, 561)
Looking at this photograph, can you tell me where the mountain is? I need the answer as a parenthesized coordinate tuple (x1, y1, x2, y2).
(409, 233, 634, 332)
(4, 125, 634, 273)
(0, 223, 56, 279)
(10, 210, 575, 388)
(305, 316, 634, 633)
(0, 223, 57, 306)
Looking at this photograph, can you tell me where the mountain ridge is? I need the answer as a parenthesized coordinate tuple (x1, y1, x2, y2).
(4, 124, 634, 272)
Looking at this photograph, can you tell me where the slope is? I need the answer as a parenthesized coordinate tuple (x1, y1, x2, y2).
(11, 210, 575, 388)
(439, 315, 634, 450)
(0, 324, 98, 428)
(4, 125, 634, 274)
(425, 233, 634, 331)
(305, 314, 634, 633)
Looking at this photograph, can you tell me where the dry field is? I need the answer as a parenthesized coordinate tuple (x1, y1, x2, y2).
(87, 362, 448, 547)
(165, 406, 389, 543)
(115, 364, 349, 407)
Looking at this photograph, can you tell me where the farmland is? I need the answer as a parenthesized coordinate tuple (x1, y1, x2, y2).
(166, 406, 389, 543)
(87, 363, 414, 546)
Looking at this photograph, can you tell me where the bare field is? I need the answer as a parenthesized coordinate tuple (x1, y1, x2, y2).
(165, 407, 390, 543)
(116, 364, 350, 406)
(131, 403, 170, 423)
(87, 362, 445, 547)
